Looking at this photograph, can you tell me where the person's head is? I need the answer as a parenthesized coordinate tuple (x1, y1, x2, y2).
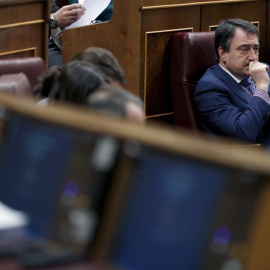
(70, 47, 126, 86)
(215, 18, 259, 80)
(40, 61, 144, 123)
(33, 65, 62, 98)
(49, 61, 105, 104)
(87, 85, 145, 124)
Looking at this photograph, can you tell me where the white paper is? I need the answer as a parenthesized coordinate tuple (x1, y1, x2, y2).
(66, 0, 111, 29)
(0, 202, 29, 230)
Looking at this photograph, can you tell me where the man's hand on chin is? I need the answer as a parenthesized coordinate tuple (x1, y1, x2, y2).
(249, 61, 269, 92)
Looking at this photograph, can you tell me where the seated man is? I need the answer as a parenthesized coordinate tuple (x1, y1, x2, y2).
(194, 18, 270, 147)
(49, 0, 113, 67)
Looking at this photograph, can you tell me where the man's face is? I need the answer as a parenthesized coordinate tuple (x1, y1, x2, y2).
(219, 27, 259, 80)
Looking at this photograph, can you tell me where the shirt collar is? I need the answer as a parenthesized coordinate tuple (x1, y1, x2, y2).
(219, 64, 242, 83)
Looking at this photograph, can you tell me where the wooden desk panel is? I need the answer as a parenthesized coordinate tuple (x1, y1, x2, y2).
(141, 6, 200, 119)
(142, 0, 215, 6)
(0, 0, 49, 65)
(62, 0, 141, 95)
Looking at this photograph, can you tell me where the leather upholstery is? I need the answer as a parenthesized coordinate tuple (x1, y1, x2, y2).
(0, 73, 32, 96)
(0, 57, 45, 93)
(170, 31, 216, 133)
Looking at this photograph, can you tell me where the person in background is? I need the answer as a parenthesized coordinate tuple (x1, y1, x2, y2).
(48, 61, 104, 104)
(36, 61, 145, 124)
(49, 0, 113, 67)
(194, 18, 270, 147)
(35, 46, 127, 98)
(34, 65, 62, 99)
(87, 83, 144, 124)
(49, 1, 85, 67)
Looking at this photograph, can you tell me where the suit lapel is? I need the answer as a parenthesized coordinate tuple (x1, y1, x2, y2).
(213, 65, 251, 103)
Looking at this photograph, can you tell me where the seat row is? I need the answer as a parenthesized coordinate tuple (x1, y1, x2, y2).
(0, 31, 215, 132)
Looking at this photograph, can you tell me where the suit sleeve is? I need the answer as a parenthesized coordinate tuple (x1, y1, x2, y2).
(51, 1, 59, 13)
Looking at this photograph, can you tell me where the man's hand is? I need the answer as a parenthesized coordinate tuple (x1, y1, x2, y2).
(249, 61, 269, 92)
(53, 4, 86, 29)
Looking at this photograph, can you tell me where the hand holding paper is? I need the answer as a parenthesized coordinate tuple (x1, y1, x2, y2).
(66, 0, 111, 29)
(54, 4, 86, 29)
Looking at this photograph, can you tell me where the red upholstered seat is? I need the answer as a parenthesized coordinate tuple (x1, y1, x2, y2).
(0, 73, 32, 96)
(0, 57, 45, 94)
(170, 31, 216, 133)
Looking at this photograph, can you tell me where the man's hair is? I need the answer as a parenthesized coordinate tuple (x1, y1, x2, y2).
(33, 65, 62, 98)
(70, 47, 126, 85)
(215, 18, 259, 61)
(49, 61, 105, 104)
(40, 61, 143, 120)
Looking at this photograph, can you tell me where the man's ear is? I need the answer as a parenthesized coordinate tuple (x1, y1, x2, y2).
(218, 47, 227, 62)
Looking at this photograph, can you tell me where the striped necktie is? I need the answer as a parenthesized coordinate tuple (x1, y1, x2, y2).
(240, 77, 256, 96)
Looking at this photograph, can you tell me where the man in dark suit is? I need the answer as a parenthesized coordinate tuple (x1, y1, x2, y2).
(195, 18, 270, 146)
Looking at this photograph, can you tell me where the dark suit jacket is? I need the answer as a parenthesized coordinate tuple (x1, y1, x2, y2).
(51, 1, 59, 13)
(194, 64, 270, 145)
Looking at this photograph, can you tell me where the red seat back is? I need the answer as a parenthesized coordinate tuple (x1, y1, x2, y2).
(0, 57, 45, 94)
(170, 31, 216, 133)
